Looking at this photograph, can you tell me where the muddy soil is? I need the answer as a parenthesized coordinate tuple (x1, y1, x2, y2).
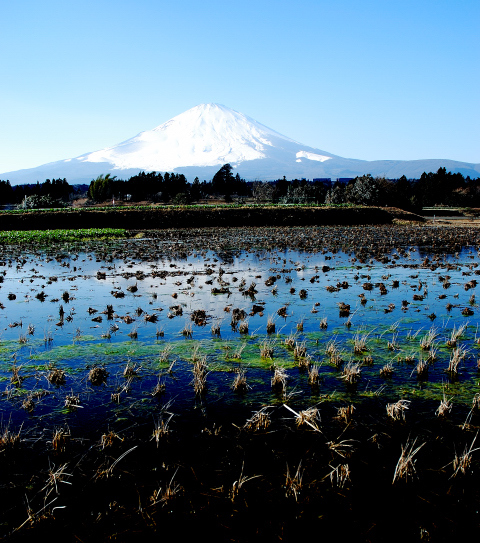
(0, 205, 423, 231)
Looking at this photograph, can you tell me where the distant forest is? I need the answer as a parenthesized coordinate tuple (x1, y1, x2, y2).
(1, 164, 479, 211)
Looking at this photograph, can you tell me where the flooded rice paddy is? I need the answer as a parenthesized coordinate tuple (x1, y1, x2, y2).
(2, 225, 480, 541)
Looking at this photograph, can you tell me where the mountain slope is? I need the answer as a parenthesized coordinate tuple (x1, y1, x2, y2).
(2, 104, 479, 184)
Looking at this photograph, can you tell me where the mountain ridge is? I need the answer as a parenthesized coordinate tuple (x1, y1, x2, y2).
(2, 104, 479, 184)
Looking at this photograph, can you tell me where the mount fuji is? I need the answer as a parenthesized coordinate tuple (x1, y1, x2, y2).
(2, 103, 479, 184)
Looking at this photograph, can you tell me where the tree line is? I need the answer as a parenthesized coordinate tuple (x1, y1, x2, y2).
(87, 164, 250, 203)
(1, 165, 479, 210)
(0, 178, 76, 208)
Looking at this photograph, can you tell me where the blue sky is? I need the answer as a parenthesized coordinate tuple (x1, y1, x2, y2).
(1, 0, 479, 174)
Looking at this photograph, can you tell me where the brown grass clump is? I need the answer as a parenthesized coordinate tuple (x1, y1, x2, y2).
(295, 407, 320, 429)
(260, 339, 275, 359)
(231, 369, 249, 392)
(330, 352, 344, 369)
(0, 421, 22, 452)
(326, 337, 340, 357)
(387, 334, 400, 351)
(326, 340, 344, 366)
(271, 364, 288, 394)
(327, 437, 356, 458)
(22, 395, 35, 412)
(446, 323, 468, 348)
(152, 414, 174, 446)
(159, 344, 174, 365)
(447, 345, 468, 375)
(123, 361, 139, 378)
(436, 393, 453, 417)
(211, 319, 221, 336)
(338, 302, 350, 317)
(191, 355, 208, 395)
(88, 366, 108, 386)
(47, 367, 66, 386)
(100, 430, 123, 449)
(419, 327, 439, 350)
(64, 392, 80, 410)
(231, 308, 247, 325)
(238, 320, 249, 334)
(282, 404, 321, 432)
(340, 362, 361, 385)
(285, 462, 304, 501)
(319, 317, 328, 329)
(416, 359, 429, 380)
(293, 340, 307, 359)
(451, 433, 480, 478)
(10, 364, 24, 387)
(266, 315, 276, 334)
(96, 446, 138, 480)
(393, 437, 425, 484)
(379, 363, 394, 378)
(284, 333, 296, 349)
(127, 326, 138, 339)
(150, 469, 183, 506)
(52, 426, 70, 454)
(243, 282, 257, 298)
(353, 332, 369, 354)
(231, 343, 245, 360)
(191, 309, 207, 325)
(181, 322, 193, 338)
(335, 404, 355, 424)
(326, 463, 351, 488)
(402, 353, 416, 364)
(308, 364, 321, 387)
(386, 399, 410, 421)
(152, 378, 166, 397)
(243, 407, 271, 432)
(426, 346, 438, 363)
(230, 463, 261, 502)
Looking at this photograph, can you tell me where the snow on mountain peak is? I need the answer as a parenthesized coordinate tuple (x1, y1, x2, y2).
(296, 151, 332, 163)
(80, 103, 299, 172)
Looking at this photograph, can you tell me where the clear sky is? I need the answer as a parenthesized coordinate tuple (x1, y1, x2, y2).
(1, 0, 479, 174)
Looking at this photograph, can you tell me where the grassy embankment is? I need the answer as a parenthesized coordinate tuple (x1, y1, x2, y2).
(0, 204, 424, 233)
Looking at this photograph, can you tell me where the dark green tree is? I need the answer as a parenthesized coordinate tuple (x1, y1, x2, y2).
(190, 177, 202, 201)
(88, 173, 116, 202)
(0, 180, 14, 205)
(346, 175, 381, 205)
(212, 164, 234, 196)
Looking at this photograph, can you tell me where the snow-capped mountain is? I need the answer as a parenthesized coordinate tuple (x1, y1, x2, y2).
(2, 104, 479, 184)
